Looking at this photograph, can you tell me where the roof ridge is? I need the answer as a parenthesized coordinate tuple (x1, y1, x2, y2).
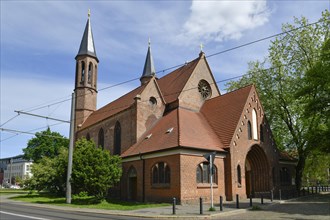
(223, 84, 254, 96)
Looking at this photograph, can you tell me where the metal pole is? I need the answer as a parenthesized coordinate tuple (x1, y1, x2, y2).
(249, 195, 252, 207)
(271, 190, 273, 202)
(279, 189, 282, 201)
(261, 194, 264, 204)
(200, 197, 203, 214)
(66, 93, 75, 204)
(210, 154, 214, 209)
(220, 196, 223, 211)
(236, 194, 239, 208)
(172, 197, 176, 215)
(9, 158, 13, 186)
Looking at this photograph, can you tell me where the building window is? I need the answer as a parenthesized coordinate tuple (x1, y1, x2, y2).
(247, 121, 252, 140)
(152, 162, 170, 185)
(198, 80, 212, 99)
(86, 133, 91, 141)
(81, 61, 85, 83)
(149, 97, 157, 107)
(280, 167, 291, 185)
(98, 128, 104, 150)
(88, 62, 93, 84)
(114, 121, 121, 155)
(252, 109, 258, 140)
(196, 162, 217, 184)
(237, 165, 242, 187)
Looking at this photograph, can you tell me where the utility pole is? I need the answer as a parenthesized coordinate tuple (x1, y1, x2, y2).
(66, 93, 75, 204)
(9, 158, 13, 186)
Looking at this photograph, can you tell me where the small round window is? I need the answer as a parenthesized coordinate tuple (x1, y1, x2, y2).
(149, 97, 157, 106)
(198, 80, 212, 99)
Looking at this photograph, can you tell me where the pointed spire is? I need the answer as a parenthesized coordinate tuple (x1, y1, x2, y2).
(76, 9, 98, 61)
(140, 38, 156, 84)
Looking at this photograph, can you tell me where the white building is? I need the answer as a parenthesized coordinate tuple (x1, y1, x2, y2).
(2, 156, 33, 185)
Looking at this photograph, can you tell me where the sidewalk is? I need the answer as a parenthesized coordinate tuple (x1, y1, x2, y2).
(0, 194, 278, 219)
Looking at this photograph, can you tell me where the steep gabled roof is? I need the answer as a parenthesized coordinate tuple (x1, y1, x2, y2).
(157, 58, 200, 104)
(80, 84, 146, 129)
(121, 108, 225, 158)
(201, 85, 253, 147)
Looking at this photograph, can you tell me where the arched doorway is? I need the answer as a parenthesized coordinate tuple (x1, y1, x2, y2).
(128, 167, 137, 201)
(245, 145, 270, 197)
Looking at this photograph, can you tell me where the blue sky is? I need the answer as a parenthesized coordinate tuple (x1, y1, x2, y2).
(1, 0, 329, 159)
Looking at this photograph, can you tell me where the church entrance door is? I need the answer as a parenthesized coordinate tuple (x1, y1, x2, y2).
(128, 167, 137, 201)
(245, 145, 270, 197)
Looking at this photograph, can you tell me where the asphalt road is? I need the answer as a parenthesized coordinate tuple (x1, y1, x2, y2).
(0, 202, 143, 220)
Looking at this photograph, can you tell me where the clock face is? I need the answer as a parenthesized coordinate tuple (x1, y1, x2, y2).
(198, 80, 212, 99)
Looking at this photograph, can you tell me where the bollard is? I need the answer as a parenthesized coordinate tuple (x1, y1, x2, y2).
(279, 189, 282, 201)
(271, 190, 273, 202)
(220, 196, 223, 211)
(199, 197, 203, 215)
(261, 194, 264, 204)
(249, 196, 253, 207)
(172, 197, 176, 215)
(236, 194, 239, 209)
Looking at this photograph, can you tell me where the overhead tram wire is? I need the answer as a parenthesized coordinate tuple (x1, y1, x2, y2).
(0, 121, 65, 143)
(47, 52, 325, 127)
(5, 19, 326, 116)
(1, 52, 324, 143)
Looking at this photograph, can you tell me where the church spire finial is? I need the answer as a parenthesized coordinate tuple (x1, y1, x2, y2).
(88, 9, 91, 18)
(140, 38, 156, 85)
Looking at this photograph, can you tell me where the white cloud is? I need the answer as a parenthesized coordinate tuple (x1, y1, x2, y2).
(177, 0, 270, 45)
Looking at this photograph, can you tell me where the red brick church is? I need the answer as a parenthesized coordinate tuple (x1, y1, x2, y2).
(73, 15, 296, 203)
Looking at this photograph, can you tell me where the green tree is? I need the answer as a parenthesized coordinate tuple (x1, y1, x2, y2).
(297, 39, 330, 153)
(71, 138, 122, 198)
(25, 147, 68, 195)
(25, 138, 122, 198)
(226, 10, 329, 191)
(23, 128, 69, 163)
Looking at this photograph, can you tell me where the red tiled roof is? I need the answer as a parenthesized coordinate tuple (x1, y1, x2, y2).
(121, 108, 225, 158)
(201, 85, 253, 147)
(80, 85, 146, 129)
(157, 58, 200, 104)
(279, 151, 297, 162)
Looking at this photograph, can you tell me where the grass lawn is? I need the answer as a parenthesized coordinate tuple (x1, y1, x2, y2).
(9, 192, 170, 211)
(0, 189, 30, 195)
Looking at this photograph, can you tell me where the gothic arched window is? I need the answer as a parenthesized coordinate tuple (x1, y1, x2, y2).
(237, 165, 242, 187)
(86, 133, 91, 141)
(114, 121, 121, 155)
(196, 162, 217, 184)
(88, 62, 93, 84)
(152, 162, 170, 185)
(81, 61, 85, 83)
(98, 128, 104, 150)
(247, 121, 252, 140)
(252, 109, 258, 140)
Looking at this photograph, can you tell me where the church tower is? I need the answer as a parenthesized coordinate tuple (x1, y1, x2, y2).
(74, 10, 98, 131)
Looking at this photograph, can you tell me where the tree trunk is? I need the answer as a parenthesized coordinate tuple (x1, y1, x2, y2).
(295, 154, 306, 191)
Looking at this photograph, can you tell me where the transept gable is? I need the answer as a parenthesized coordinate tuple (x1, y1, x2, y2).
(178, 53, 221, 111)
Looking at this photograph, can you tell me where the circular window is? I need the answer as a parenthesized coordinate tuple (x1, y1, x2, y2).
(198, 80, 212, 99)
(149, 97, 157, 106)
